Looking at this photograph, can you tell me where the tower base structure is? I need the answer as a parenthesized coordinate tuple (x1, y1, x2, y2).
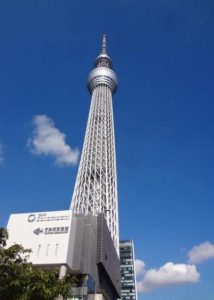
(7, 210, 121, 300)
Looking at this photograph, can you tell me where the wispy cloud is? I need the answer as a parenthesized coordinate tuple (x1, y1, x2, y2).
(136, 260, 200, 293)
(136, 240, 214, 294)
(28, 115, 79, 166)
(188, 241, 214, 264)
(135, 259, 146, 277)
(0, 143, 4, 163)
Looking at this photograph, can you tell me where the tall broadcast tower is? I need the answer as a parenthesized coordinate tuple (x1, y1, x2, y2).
(70, 34, 119, 253)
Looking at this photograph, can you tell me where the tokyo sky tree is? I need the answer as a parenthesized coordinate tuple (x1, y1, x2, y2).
(70, 35, 119, 252)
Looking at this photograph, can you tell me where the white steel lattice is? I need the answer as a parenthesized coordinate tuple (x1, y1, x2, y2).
(70, 35, 119, 253)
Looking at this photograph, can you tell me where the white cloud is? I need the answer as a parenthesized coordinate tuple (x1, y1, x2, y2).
(188, 241, 214, 264)
(0, 143, 4, 163)
(28, 115, 79, 166)
(135, 259, 146, 277)
(137, 262, 200, 293)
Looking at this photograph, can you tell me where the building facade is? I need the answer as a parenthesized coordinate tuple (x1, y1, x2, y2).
(120, 240, 138, 300)
(7, 211, 121, 300)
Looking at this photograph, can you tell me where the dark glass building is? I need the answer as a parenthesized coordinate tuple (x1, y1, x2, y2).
(120, 240, 138, 300)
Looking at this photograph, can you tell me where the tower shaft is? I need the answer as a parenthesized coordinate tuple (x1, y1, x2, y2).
(71, 36, 119, 252)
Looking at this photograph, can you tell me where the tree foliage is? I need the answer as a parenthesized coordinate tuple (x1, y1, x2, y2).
(0, 227, 78, 300)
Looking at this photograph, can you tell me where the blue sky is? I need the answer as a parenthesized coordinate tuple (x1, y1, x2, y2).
(0, 0, 214, 299)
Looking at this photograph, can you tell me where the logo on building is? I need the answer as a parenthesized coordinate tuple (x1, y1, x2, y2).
(28, 214, 36, 222)
(37, 213, 71, 222)
(33, 228, 43, 235)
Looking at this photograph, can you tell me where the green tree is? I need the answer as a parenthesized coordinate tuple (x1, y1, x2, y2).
(0, 227, 78, 300)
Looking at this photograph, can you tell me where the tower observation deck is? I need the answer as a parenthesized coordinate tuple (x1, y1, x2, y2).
(70, 35, 119, 253)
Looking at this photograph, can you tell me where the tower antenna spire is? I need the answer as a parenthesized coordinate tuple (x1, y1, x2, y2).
(101, 34, 107, 54)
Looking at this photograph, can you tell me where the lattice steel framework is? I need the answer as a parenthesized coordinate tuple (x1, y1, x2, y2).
(70, 35, 119, 252)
